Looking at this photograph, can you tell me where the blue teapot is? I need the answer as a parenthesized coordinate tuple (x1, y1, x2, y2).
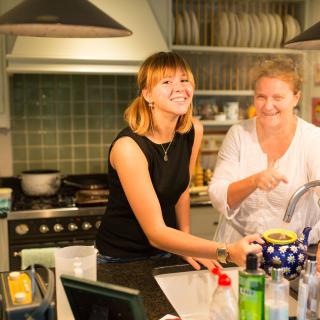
(261, 227, 311, 280)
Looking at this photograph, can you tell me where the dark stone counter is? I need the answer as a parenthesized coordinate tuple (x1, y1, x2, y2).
(97, 254, 186, 320)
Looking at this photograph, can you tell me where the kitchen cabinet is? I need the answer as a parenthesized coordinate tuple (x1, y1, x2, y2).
(190, 205, 219, 240)
(0, 36, 10, 129)
(169, 0, 308, 126)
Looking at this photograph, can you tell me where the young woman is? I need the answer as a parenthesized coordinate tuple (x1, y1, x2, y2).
(96, 52, 263, 269)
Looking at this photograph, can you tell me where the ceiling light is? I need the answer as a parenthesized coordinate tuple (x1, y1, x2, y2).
(0, 0, 132, 38)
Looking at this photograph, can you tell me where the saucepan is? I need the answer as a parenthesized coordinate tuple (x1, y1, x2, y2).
(63, 174, 108, 190)
(20, 169, 61, 196)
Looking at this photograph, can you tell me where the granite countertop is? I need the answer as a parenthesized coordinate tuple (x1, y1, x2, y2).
(97, 254, 186, 320)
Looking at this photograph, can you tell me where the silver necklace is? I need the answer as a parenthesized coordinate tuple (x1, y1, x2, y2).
(151, 124, 175, 162)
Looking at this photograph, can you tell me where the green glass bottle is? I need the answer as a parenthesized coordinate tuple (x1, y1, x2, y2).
(239, 253, 265, 320)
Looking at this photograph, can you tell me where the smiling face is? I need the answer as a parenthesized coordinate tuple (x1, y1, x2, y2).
(143, 68, 194, 117)
(254, 76, 301, 128)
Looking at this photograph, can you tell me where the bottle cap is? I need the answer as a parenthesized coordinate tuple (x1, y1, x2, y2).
(246, 253, 258, 271)
(271, 261, 283, 281)
(218, 273, 231, 286)
(211, 267, 221, 276)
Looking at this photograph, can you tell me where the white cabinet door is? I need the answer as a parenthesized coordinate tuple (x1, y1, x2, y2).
(190, 205, 219, 240)
(0, 36, 10, 128)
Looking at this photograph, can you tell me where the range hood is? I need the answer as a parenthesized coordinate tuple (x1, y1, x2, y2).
(6, 0, 169, 74)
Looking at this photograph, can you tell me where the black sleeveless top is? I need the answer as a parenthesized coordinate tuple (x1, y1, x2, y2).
(96, 125, 195, 258)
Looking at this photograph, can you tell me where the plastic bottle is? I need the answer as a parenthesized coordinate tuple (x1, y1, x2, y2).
(209, 272, 238, 320)
(265, 262, 289, 320)
(297, 246, 320, 320)
(239, 252, 265, 320)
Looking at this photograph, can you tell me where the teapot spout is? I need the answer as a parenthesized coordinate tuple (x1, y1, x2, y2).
(301, 227, 312, 246)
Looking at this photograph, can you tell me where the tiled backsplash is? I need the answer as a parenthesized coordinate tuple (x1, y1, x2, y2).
(10, 74, 137, 175)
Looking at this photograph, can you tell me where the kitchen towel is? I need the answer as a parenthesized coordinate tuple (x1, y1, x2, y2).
(21, 247, 57, 270)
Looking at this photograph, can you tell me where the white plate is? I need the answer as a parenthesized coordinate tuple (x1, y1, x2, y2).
(190, 10, 200, 45)
(218, 12, 229, 47)
(260, 13, 270, 48)
(274, 14, 283, 47)
(267, 14, 277, 48)
(175, 13, 184, 45)
(284, 14, 296, 42)
(238, 13, 250, 47)
(234, 13, 242, 47)
(251, 14, 262, 47)
(182, 10, 191, 45)
(293, 17, 301, 38)
(227, 12, 237, 46)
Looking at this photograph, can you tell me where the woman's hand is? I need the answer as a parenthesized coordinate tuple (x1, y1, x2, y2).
(182, 256, 221, 271)
(227, 234, 264, 267)
(253, 167, 288, 192)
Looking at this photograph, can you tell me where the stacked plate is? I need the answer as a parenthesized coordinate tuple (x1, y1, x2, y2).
(173, 10, 199, 45)
(174, 11, 302, 48)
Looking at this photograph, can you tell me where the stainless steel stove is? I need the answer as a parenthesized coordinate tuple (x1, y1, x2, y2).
(0, 174, 107, 271)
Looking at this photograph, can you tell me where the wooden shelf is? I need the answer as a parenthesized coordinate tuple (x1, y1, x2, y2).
(172, 45, 305, 55)
(201, 119, 238, 126)
(195, 90, 254, 96)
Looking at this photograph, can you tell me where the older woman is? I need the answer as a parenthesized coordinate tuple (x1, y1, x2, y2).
(96, 51, 263, 269)
(209, 57, 320, 246)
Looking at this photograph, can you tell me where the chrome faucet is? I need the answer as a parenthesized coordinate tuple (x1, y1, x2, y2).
(283, 180, 320, 223)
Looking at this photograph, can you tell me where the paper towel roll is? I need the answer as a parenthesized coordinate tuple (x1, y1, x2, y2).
(21, 247, 57, 269)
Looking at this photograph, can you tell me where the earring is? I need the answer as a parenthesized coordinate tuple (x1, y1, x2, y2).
(149, 101, 154, 110)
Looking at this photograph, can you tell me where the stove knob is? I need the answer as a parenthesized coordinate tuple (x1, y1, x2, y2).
(82, 222, 92, 231)
(39, 224, 49, 233)
(15, 224, 29, 235)
(68, 223, 78, 232)
(54, 224, 64, 232)
(95, 220, 102, 229)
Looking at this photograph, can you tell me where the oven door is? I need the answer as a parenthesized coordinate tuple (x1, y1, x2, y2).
(10, 239, 96, 271)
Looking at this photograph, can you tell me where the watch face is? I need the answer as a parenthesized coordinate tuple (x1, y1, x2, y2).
(217, 247, 227, 263)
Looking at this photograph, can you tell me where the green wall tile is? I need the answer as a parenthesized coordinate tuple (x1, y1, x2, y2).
(28, 147, 42, 161)
(73, 132, 87, 145)
(28, 133, 42, 145)
(11, 74, 136, 174)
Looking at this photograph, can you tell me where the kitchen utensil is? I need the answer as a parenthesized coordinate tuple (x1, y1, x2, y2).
(75, 189, 109, 205)
(55, 245, 97, 320)
(20, 170, 61, 196)
(63, 174, 108, 190)
(261, 227, 311, 280)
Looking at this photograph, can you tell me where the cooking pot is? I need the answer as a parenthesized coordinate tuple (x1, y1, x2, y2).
(20, 170, 61, 196)
(260, 227, 311, 280)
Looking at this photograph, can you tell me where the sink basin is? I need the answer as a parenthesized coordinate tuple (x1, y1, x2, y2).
(153, 265, 238, 320)
(153, 264, 297, 320)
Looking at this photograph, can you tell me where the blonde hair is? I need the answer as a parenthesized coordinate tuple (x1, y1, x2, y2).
(251, 57, 302, 94)
(124, 52, 195, 135)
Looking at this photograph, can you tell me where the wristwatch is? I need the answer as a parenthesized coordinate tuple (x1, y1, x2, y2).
(216, 244, 231, 264)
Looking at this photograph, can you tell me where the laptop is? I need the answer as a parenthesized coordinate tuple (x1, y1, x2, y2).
(60, 274, 148, 320)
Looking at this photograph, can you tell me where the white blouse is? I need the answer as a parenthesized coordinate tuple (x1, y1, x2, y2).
(208, 117, 320, 244)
